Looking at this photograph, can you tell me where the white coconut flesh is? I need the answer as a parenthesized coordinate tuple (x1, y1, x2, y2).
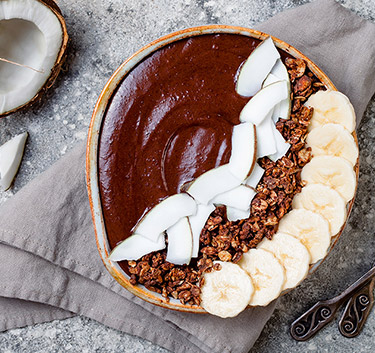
(226, 206, 250, 222)
(0, 0, 63, 114)
(212, 185, 256, 211)
(244, 163, 264, 189)
(0, 132, 28, 190)
(109, 233, 166, 262)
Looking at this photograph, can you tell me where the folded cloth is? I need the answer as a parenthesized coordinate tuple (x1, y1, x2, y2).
(1, 0, 374, 352)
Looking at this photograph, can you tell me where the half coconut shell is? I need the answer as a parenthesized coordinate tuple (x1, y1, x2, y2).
(0, 0, 69, 117)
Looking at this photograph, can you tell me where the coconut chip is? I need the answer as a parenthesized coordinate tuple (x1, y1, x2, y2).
(0, 132, 28, 191)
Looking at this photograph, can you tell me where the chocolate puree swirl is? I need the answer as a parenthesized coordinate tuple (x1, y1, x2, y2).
(99, 34, 263, 249)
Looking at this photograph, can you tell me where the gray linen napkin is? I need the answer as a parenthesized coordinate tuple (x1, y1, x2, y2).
(1, 0, 375, 352)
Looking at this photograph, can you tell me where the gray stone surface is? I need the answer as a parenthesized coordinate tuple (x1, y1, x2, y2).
(0, 0, 374, 352)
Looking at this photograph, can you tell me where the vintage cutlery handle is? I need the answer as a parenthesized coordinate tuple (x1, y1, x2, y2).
(291, 265, 375, 341)
(338, 277, 375, 338)
(290, 298, 343, 341)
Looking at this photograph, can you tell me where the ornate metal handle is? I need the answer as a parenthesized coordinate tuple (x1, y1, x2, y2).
(338, 277, 375, 338)
(290, 265, 375, 341)
(290, 297, 344, 341)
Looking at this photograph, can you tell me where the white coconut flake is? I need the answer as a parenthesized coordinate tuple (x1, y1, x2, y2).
(226, 206, 251, 222)
(187, 164, 242, 205)
(240, 80, 289, 126)
(134, 193, 197, 241)
(189, 204, 215, 258)
(263, 73, 291, 122)
(277, 98, 291, 120)
(256, 110, 277, 158)
(271, 102, 281, 124)
(109, 233, 166, 262)
(212, 185, 256, 211)
(271, 58, 289, 82)
(166, 217, 193, 265)
(271, 59, 291, 120)
(269, 123, 290, 161)
(0, 132, 28, 190)
(262, 73, 279, 87)
(236, 37, 280, 97)
(244, 163, 265, 189)
(272, 98, 291, 124)
(228, 122, 256, 181)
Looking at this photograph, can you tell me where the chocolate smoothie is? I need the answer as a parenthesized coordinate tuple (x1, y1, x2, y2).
(99, 34, 261, 248)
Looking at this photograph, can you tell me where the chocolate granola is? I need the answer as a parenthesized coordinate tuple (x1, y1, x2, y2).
(126, 58, 324, 306)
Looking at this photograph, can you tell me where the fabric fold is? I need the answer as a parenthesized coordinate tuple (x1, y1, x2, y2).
(0, 297, 73, 332)
(1, 1, 375, 352)
(0, 243, 204, 353)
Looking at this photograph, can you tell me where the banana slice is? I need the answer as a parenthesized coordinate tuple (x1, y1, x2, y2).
(278, 209, 330, 263)
(305, 90, 356, 132)
(292, 184, 347, 236)
(257, 232, 310, 290)
(200, 261, 254, 318)
(306, 123, 358, 166)
(301, 156, 356, 202)
(239, 248, 285, 306)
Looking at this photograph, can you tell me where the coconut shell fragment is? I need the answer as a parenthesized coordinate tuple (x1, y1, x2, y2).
(0, 0, 69, 117)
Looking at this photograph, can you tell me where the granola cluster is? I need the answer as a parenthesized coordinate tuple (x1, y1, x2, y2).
(126, 58, 324, 306)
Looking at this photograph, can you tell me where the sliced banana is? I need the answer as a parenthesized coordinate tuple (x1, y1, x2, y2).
(200, 261, 254, 318)
(305, 90, 356, 132)
(239, 248, 285, 306)
(292, 184, 347, 236)
(257, 232, 310, 290)
(306, 123, 358, 166)
(278, 209, 330, 263)
(301, 156, 356, 202)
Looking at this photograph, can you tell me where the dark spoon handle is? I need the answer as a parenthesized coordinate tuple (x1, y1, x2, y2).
(338, 277, 375, 338)
(290, 265, 375, 341)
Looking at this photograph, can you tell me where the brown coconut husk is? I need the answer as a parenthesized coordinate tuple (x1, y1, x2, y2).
(0, 0, 69, 118)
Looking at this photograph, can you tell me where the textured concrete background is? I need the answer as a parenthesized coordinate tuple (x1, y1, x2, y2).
(1, 0, 375, 352)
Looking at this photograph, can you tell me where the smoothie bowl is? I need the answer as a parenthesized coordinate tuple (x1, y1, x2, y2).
(86, 25, 359, 317)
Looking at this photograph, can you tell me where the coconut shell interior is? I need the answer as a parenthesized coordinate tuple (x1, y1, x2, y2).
(0, 0, 69, 118)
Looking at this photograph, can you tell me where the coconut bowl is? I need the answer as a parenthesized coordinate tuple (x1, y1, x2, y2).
(86, 25, 359, 314)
